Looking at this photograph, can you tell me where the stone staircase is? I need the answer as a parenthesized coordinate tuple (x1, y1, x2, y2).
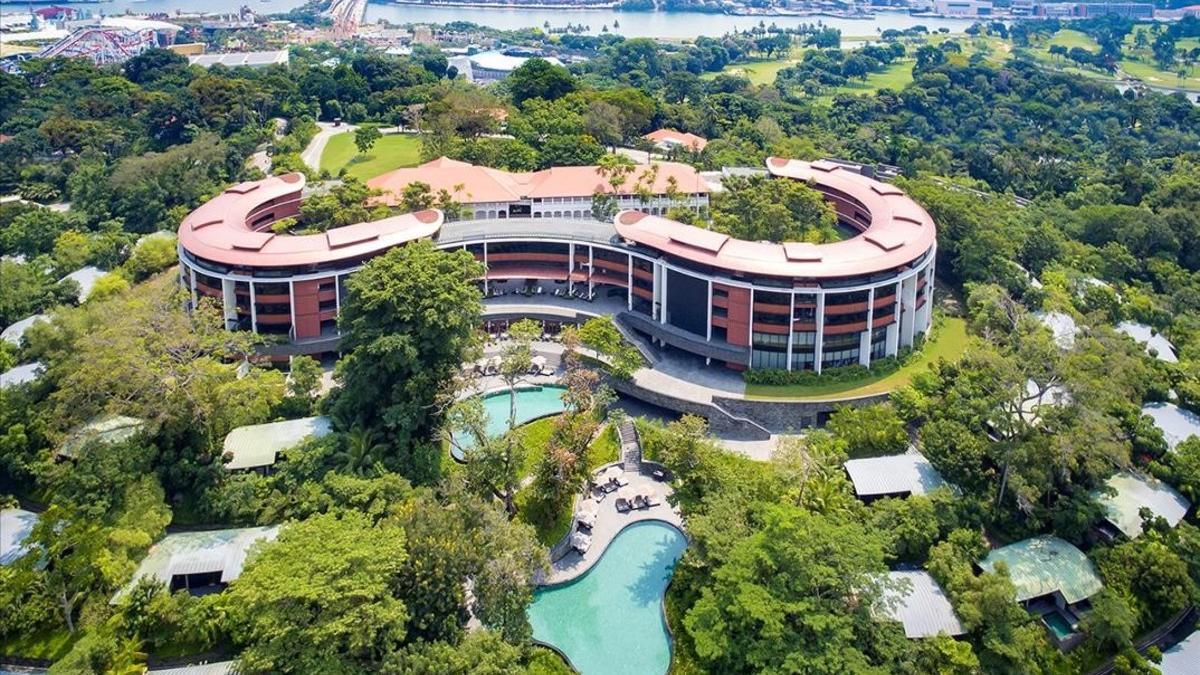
(617, 418, 642, 471)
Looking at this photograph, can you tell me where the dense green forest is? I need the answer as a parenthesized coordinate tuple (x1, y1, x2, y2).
(2, 20, 1200, 673)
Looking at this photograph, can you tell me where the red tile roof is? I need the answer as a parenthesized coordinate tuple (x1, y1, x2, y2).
(368, 157, 709, 207)
(177, 173, 441, 268)
(612, 158, 936, 279)
(644, 129, 708, 152)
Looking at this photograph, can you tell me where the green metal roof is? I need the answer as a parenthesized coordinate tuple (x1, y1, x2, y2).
(59, 414, 147, 458)
(222, 416, 332, 470)
(979, 535, 1102, 604)
(114, 526, 279, 602)
(1094, 472, 1191, 539)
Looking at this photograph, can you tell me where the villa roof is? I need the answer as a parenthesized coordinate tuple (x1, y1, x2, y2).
(59, 414, 147, 459)
(1033, 311, 1079, 350)
(149, 662, 234, 675)
(1142, 402, 1200, 451)
(876, 570, 965, 638)
(979, 536, 1102, 604)
(843, 452, 948, 498)
(177, 173, 443, 269)
(0, 508, 37, 566)
(612, 158, 936, 279)
(223, 416, 333, 471)
(1116, 321, 1177, 363)
(1095, 472, 1191, 539)
(1, 314, 49, 346)
(644, 128, 708, 151)
(1160, 629, 1200, 675)
(0, 362, 43, 389)
(115, 526, 279, 602)
(59, 266, 105, 302)
(368, 158, 709, 207)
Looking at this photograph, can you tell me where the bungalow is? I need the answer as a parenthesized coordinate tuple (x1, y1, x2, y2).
(1116, 321, 1178, 363)
(643, 129, 708, 153)
(843, 451, 949, 501)
(1033, 311, 1079, 350)
(58, 414, 147, 459)
(1093, 472, 1190, 540)
(222, 416, 333, 473)
(876, 570, 966, 639)
(979, 536, 1102, 651)
(0, 361, 43, 389)
(1142, 402, 1200, 451)
(0, 508, 37, 566)
(114, 526, 279, 601)
(1, 313, 49, 346)
(1160, 629, 1200, 674)
(59, 265, 105, 303)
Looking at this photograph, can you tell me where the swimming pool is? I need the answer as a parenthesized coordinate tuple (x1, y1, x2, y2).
(1042, 611, 1076, 641)
(527, 520, 687, 675)
(450, 385, 567, 459)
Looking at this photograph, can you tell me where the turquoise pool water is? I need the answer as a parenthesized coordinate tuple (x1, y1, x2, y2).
(1043, 611, 1076, 640)
(528, 521, 687, 675)
(451, 385, 567, 459)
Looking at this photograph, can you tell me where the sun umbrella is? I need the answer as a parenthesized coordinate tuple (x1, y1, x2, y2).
(576, 509, 597, 528)
(571, 532, 592, 552)
(531, 355, 547, 370)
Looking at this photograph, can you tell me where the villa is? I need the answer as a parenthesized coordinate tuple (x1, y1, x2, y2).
(1116, 321, 1178, 363)
(643, 129, 708, 153)
(222, 416, 333, 473)
(843, 451, 948, 500)
(1094, 471, 1191, 540)
(176, 158, 937, 379)
(0, 361, 43, 389)
(979, 536, 1103, 650)
(1033, 311, 1080, 350)
(114, 526, 279, 601)
(1142, 402, 1200, 451)
(876, 570, 965, 639)
(59, 265, 105, 303)
(1, 313, 49, 346)
(0, 507, 37, 566)
(367, 156, 710, 220)
(58, 414, 147, 459)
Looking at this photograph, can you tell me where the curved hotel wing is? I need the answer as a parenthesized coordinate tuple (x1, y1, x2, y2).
(177, 158, 936, 371)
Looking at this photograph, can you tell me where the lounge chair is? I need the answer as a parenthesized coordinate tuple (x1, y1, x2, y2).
(633, 495, 648, 510)
(615, 476, 630, 488)
(615, 497, 632, 513)
(540, 366, 556, 376)
(643, 495, 661, 508)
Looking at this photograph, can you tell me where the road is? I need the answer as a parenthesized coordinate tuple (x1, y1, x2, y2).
(300, 121, 358, 172)
(325, 0, 368, 37)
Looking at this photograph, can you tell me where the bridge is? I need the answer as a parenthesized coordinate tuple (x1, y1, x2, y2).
(325, 0, 368, 37)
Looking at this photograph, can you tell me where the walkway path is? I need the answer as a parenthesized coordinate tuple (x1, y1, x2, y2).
(541, 464, 682, 585)
(300, 121, 358, 172)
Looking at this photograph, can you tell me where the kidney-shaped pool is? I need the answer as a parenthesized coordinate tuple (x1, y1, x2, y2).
(527, 520, 687, 675)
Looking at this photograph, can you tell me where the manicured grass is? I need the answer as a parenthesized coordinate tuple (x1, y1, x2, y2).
(515, 421, 621, 546)
(319, 133, 422, 182)
(702, 52, 799, 86)
(0, 627, 78, 661)
(821, 60, 915, 100)
(1047, 29, 1100, 51)
(1119, 58, 1200, 90)
(743, 316, 969, 400)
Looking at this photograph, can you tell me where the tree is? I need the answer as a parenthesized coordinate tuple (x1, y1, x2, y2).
(827, 403, 909, 458)
(507, 59, 577, 106)
(355, 126, 382, 155)
(683, 503, 891, 673)
(286, 355, 323, 401)
(223, 512, 409, 673)
(334, 427, 388, 476)
(1081, 590, 1138, 652)
(710, 174, 839, 244)
(124, 235, 178, 281)
(331, 240, 483, 484)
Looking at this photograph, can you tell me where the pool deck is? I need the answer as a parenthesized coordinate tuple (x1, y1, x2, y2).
(540, 465, 683, 586)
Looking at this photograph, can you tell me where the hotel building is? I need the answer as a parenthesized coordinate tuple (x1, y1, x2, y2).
(177, 157, 936, 372)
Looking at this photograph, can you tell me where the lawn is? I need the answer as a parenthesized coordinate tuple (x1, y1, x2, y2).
(1047, 29, 1100, 51)
(1119, 57, 1200, 90)
(0, 627, 78, 661)
(702, 52, 799, 86)
(515, 421, 620, 546)
(319, 133, 422, 182)
(820, 60, 915, 101)
(743, 316, 969, 400)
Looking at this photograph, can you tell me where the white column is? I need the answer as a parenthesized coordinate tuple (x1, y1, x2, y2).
(706, 280, 713, 342)
(786, 292, 795, 371)
(588, 246, 594, 295)
(886, 281, 901, 355)
(900, 274, 918, 348)
(288, 279, 296, 341)
(747, 287, 755, 368)
(567, 242, 575, 293)
(221, 278, 237, 330)
(860, 287, 875, 368)
(249, 281, 258, 333)
(334, 275, 341, 316)
(189, 267, 198, 308)
(814, 292, 825, 374)
(659, 264, 668, 325)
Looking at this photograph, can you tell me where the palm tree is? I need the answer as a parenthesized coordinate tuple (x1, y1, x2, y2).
(336, 426, 387, 476)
